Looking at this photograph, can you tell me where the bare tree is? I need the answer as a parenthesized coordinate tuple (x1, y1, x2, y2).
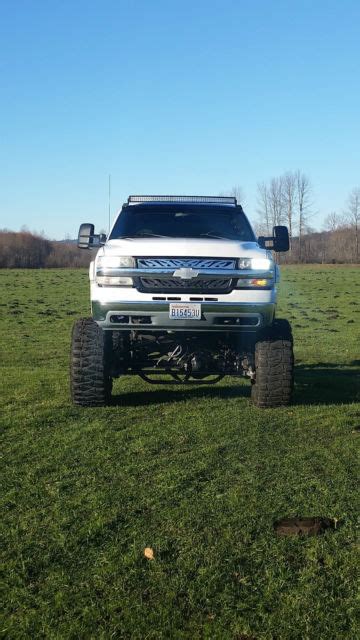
(269, 176, 285, 227)
(282, 172, 296, 248)
(295, 171, 312, 262)
(230, 185, 244, 204)
(257, 176, 285, 234)
(256, 181, 271, 234)
(323, 211, 341, 232)
(345, 187, 360, 262)
(219, 185, 245, 204)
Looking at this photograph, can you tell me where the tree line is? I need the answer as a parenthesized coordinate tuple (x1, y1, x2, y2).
(0, 180, 359, 267)
(0, 231, 91, 268)
(281, 227, 357, 264)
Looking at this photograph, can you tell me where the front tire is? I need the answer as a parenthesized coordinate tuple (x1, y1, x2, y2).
(70, 318, 112, 406)
(251, 319, 294, 408)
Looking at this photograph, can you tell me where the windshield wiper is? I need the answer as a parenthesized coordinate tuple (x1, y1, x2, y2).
(199, 232, 229, 239)
(116, 233, 168, 239)
(133, 233, 169, 238)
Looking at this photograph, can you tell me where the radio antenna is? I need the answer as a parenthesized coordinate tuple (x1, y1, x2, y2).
(108, 174, 111, 233)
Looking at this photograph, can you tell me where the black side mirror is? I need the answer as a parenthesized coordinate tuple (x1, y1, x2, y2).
(273, 226, 289, 252)
(258, 226, 289, 252)
(78, 223, 95, 249)
(77, 225, 107, 249)
(258, 235, 273, 250)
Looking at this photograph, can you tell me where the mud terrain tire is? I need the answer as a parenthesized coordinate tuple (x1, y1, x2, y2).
(70, 318, 112, 406)
(251, 319, 294, 408)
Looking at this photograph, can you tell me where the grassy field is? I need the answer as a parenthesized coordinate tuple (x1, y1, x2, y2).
(1, 265, 359, 639)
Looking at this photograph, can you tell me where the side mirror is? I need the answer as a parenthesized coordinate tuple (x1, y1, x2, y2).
(77, 224, 107, 249)
(258, 235, 273, 250)
(273, 226, 289, 252)
(78, 223, 95, 249)
(258, 226, 289, 252)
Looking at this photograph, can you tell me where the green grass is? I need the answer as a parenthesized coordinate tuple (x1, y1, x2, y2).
(1, 265, 359, 639)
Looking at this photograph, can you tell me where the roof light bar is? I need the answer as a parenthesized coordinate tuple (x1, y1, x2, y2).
(128, 195, 237, 205)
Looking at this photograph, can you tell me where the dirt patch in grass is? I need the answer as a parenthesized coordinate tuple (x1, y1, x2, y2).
(274, 517, 335, 536)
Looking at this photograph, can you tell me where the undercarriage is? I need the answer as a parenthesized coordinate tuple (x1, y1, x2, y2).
(109, 330, 256, 385)
(71, 317, 293, 407)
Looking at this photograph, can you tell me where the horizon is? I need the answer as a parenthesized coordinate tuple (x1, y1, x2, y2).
(0, 1, 359, 239)
(0, 180, 357, 240)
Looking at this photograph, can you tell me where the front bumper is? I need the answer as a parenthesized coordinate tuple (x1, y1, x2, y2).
(92, 300, 275, 332)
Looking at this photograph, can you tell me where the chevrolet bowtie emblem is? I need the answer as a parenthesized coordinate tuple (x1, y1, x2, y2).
(173, 267, 199, 280)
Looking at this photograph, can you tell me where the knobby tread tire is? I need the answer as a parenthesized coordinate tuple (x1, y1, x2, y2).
(251, 319, 294, 408)
(70, 317, 112, 406)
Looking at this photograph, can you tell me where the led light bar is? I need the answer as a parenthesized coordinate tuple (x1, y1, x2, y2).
(128, 195, 237, 205)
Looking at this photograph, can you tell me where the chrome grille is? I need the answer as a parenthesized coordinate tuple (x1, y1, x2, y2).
(139, 277, 232, 292)
(136, 257, 236, 293)
(137, 257, 236, 269)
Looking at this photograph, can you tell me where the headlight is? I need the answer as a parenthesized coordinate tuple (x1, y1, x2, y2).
(97, 256, 135, 269)
(96, 255, 135, 286)
(238, 257, 272, 271)
(251, 258, 272, 270)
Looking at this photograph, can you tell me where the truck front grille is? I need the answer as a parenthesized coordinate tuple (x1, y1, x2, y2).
(139, 277, 232, 293)
(136, 257, 236, 294)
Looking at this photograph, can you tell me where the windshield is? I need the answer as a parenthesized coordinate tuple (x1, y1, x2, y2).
(109, 204, 255, 241)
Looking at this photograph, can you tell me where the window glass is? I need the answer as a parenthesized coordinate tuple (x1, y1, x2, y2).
(109, 204, 255, 241)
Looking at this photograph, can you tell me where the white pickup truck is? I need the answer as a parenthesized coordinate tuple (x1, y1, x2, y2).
(71, 195, 293, 407)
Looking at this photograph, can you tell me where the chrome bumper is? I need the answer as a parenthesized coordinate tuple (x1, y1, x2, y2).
(92, 300, 275, 332)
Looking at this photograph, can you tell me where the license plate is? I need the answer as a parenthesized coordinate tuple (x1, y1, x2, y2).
(169, 303, 201, 320)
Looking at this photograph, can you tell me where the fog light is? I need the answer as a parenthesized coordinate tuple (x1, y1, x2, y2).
(236, 278, 271, 287)
(96, 276, 133, 286)
(110, 315, 129, 323)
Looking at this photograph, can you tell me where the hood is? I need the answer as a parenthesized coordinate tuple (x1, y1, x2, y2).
(98, 237, 268, 259)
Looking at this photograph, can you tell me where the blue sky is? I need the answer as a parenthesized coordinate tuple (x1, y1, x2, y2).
(0, 0, 359, 239)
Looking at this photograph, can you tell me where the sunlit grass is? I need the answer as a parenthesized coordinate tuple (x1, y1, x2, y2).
(1, 266, 359, 639)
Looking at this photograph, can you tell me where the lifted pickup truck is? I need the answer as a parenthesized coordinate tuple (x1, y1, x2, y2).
(71, 195, 293, 407)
